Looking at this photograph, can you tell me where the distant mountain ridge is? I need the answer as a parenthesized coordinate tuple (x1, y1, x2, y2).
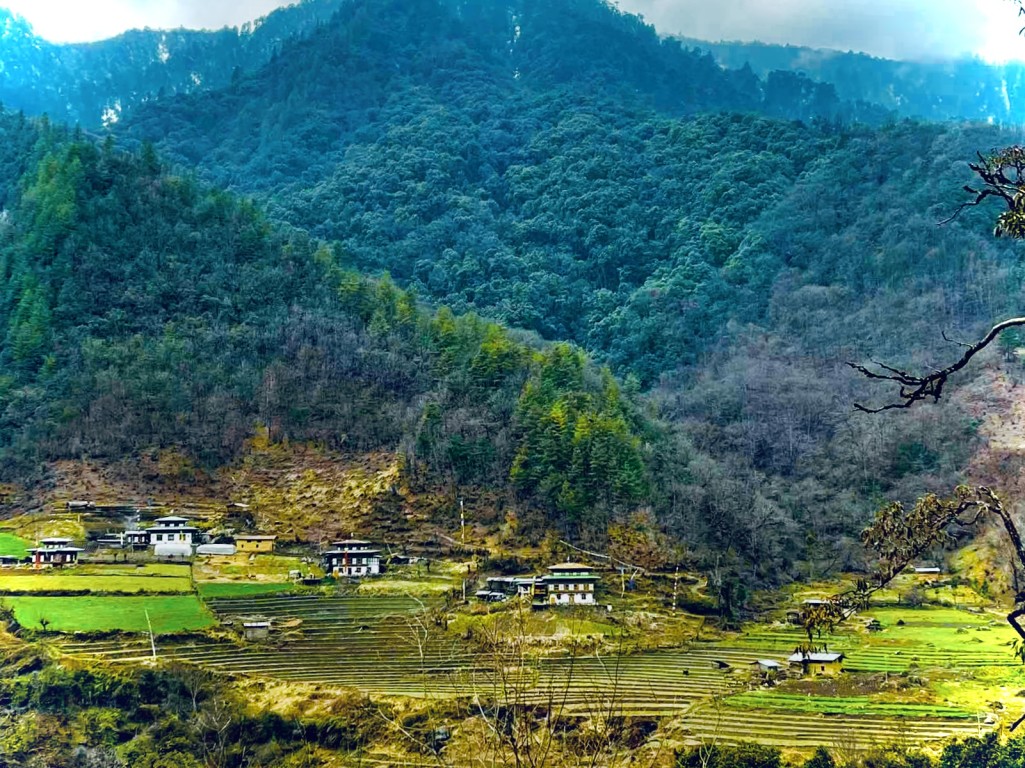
(0, 1, 345, 126)
(678, 36, 1025, 125)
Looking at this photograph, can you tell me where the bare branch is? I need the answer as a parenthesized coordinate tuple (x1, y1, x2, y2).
(849, 316, 1025, 412)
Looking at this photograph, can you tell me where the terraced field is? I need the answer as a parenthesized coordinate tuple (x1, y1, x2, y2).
(55, 595, 1000, 749)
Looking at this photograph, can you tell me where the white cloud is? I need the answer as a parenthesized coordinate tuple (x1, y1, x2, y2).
(5, 0, 1025, 62)
(615, 0, 1025, 62)
(3, 0, 295, 43)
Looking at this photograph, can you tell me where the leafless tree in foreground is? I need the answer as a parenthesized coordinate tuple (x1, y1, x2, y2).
(850, 147, 1025, 412)
(806, 485, 1025, 729)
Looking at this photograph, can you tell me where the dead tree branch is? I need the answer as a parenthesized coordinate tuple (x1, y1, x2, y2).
(848, 317, 1025, 412)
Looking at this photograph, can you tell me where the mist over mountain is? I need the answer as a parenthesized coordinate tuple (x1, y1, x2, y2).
(680, 36, 1025, 125)
(0, 1, 344, 126)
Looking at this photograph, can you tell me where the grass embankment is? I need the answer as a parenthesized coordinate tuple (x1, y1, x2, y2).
(5, 595, 215, 633)
(0, 513, 85, 541)
(725, 691, 975, 719)
(0, 533, 32, 558)
(197, 582, 294, 598)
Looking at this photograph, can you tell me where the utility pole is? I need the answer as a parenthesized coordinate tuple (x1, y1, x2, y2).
(672, 566, 680, 612)
(459, 498, 465, 547)
(145, 609, 156, 661)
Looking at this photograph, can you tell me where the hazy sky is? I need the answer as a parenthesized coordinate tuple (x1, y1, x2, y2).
(5, 0, 1025, 62)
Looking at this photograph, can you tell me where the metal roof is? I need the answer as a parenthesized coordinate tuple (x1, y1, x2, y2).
(788, 652, 844, 663)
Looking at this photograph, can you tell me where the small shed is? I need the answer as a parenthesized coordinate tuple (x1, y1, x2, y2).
(788, 650, 845, 677)
(235, 535, 276, 554)
(751, 659, 783, 674)
(243, 621, 271, 641)
(0, 555, 20, 568)
(125, 530, 150, 549)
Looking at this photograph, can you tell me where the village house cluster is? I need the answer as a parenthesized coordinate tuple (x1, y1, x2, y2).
(479, 562, 600, 607)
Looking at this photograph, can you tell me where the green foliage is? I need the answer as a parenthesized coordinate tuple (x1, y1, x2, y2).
(511, 346, 647, 528)
(676, 742, 784, 768)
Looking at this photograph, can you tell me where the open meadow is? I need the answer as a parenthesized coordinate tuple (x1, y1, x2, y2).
(0, 570, 193, 594)
(6, 594, 215, 633)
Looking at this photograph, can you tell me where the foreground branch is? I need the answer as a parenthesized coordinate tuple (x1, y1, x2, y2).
(810, 487, 1025, 730)
(848, 317, 1025, 412)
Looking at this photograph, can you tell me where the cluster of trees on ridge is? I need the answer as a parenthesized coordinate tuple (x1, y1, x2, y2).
(0, 114, 659, 547)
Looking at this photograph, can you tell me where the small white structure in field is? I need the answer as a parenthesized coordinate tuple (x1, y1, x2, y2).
(543, 563, 599, 606)
(323, 539, 381, 577)
(243, 621, 271, 641)
(28, 538, 84, 569)
(153, 541, 194, 559)
(196, 543, 237, 556)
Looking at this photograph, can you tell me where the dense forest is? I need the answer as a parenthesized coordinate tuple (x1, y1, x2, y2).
(0, 0, 1020, 586)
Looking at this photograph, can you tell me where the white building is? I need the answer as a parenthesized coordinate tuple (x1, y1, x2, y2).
(542, 563, 598, 606)
(323, 539, 381, 577)
(148, 516, 199, 548)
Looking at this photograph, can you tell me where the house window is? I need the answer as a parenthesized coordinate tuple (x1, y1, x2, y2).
(820, 666, 825, 673)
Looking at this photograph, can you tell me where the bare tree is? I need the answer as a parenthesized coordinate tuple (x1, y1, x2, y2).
(850, 147, 1025, 411)
(804, 485, 1025, 729)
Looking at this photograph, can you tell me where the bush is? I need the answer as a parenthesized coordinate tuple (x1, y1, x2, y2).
(677, 742, 783, 768)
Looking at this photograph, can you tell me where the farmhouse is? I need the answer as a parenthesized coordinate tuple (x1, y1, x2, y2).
(235, 535, 276, 554)
(542, 563, 599, 606)
(788, 649, 845, 676)
(124, 530, 150, 549)
(323, 539, 382, 577)
(243, 621, 271, 641)
(28, 538, 84, 569)
(148, 516, 199, 547)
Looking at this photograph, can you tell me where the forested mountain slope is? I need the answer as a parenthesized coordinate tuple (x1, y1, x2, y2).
(0, 114, 666, 555)
(113, 0, 1025, 578)
(0, 0, 345, 127)
(0, 0, 1020, 587)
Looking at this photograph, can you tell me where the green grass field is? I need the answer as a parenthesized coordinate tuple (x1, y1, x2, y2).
(75, 563, 189, 578)
(197, 582, 294, 598)
(4, 595, 215, 633)
(0, 532, 32, 558)
(725, 691, 975, 719)
(0, 572, 193, 594)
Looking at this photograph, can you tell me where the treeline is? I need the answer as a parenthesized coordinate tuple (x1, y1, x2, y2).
(676, 738, 1022, 768)
(0, 0, 346, 127)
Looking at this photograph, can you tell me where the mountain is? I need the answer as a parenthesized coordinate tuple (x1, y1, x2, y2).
(114, 0, 1018, 571)
(0, 0, 1019, 583)
(0, 1, 345, 127)
(679, 37, 1025, 125)
(0, 113, 667, 556)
